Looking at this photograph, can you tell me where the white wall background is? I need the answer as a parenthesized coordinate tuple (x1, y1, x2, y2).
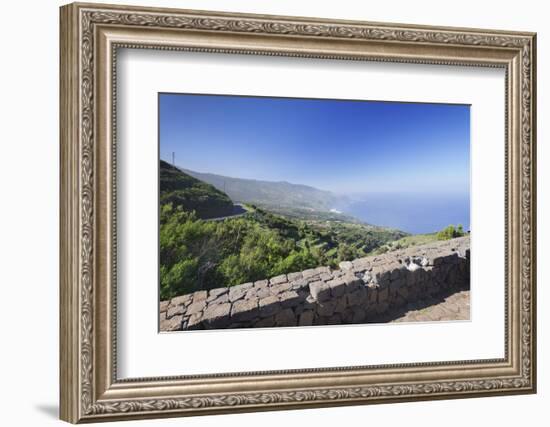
(0, 1, 545, 426)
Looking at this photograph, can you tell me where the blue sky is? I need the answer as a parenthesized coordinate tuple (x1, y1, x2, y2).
(159, 93, 470, 195)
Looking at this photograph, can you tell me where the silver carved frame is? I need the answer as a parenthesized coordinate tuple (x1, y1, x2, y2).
(59, 2, 537, 423)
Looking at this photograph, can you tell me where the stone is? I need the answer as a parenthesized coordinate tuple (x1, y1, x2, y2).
(157, 237, 471, 330)
(208, 287, 228, 297)
(407, 262, 420, 272)
(327, 278, 346, 297)
(327, 314, 342, 325)
(290, 278, 309, 290)
(406, 269, 419, 286)
(245, 288, 258, 299)
(343, 274, 362, 293)
(364, 303, 377, 318)
(371, 266, 391, 285)
(202, 303, 231, 328)
(376, 301, 389, 315)
(160, 315, 183, 332)
(440, 252, 459, 265)
(287, 272, 303, 281)
(333, 296, 347, 314)
(270, 274, 288, 285)
(367, 284, 378, 303)
(423, 266, 435, 279)
(231, 298, 259, 322)
(193, 290, 208, 302)
(167, 304, 186, 319)
(259, 295, 280, 317)
(317, 300, 336, 317)
(256, 287, 271, 299)
(390, 277, 406, 292)
(392, 294, 407, 308)
(186, 312, 203, 330)
(408, 284, 420, 300)
(342, 308, 354, 323)
(298, 310, 314, 326)
(352, 259, 371, 273)
(315, 266, 331, 275)
(279, 290, 303, 308)
(347, 287, 367, 307)
(170, 294, 192, 307)
(352, 308, 366, 323)
(254, 279, 269, 288)
(303, 295, 317, 310)
(209, 293, 229, 305)
(339, 261, 353, 270)
(207, 287, 229, 302)
(270, 282, 292, 295)
(229, 286, 247, 302)
(302, 268, 319, 279)
(389, 262, 405, 280)
(447, 270, 458, 286)
(227, 323, 246, 329)
(186, 300, 206, 316)
(255, 316, 275, 328)
(320, 272, 333, 282)
(378, 286, 389, 303)
(309, 280, 331, 302)
(275, 308, 296, 326)
(362, 271, 374, 284)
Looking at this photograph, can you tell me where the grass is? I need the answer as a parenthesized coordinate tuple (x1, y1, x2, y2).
(368, 232, 440, 255)
(391, 233, 440, 248)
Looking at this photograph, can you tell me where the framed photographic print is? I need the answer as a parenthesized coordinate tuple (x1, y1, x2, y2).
(60, 2, 537, 423)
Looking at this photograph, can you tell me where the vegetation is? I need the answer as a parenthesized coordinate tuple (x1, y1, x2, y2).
(160, 160, 235, 219)
(369, 224, 467, 255)
(436, 224, 466, 240)
(159, 201, 407, 299)
(160, 162, 455, 300)
(253, 203, 361, 223)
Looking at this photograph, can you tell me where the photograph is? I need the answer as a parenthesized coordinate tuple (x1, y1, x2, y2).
(159, 93, 471, 331)
(55, 3, 537, 422)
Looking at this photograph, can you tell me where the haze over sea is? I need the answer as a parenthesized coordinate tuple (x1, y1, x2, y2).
(339, 192, 470, 235)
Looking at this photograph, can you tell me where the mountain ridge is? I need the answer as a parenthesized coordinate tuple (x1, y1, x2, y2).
(179, 166, 347, 213)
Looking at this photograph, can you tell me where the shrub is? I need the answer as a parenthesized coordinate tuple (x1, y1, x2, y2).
(436, 224, 466, 240)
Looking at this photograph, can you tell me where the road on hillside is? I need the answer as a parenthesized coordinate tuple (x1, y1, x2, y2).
(208, 203, 249, 221)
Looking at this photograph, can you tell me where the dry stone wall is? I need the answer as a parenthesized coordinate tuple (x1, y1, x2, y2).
(160, 236, 470, 331)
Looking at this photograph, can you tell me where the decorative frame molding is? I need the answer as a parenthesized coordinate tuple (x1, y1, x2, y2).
(60, 2, 536, 423)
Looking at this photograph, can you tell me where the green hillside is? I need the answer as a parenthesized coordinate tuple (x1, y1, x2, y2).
(369, 225, 467, 255)
(159, 203, 407, 299)
(182, 167, 346, 212)
(160, 160, 235, 219)
(159, 162, 410, 299)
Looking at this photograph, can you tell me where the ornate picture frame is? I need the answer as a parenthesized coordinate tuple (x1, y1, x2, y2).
(60, 2, 536, 423)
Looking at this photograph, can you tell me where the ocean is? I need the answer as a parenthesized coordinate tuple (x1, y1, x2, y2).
(340, 193, 470, 235)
